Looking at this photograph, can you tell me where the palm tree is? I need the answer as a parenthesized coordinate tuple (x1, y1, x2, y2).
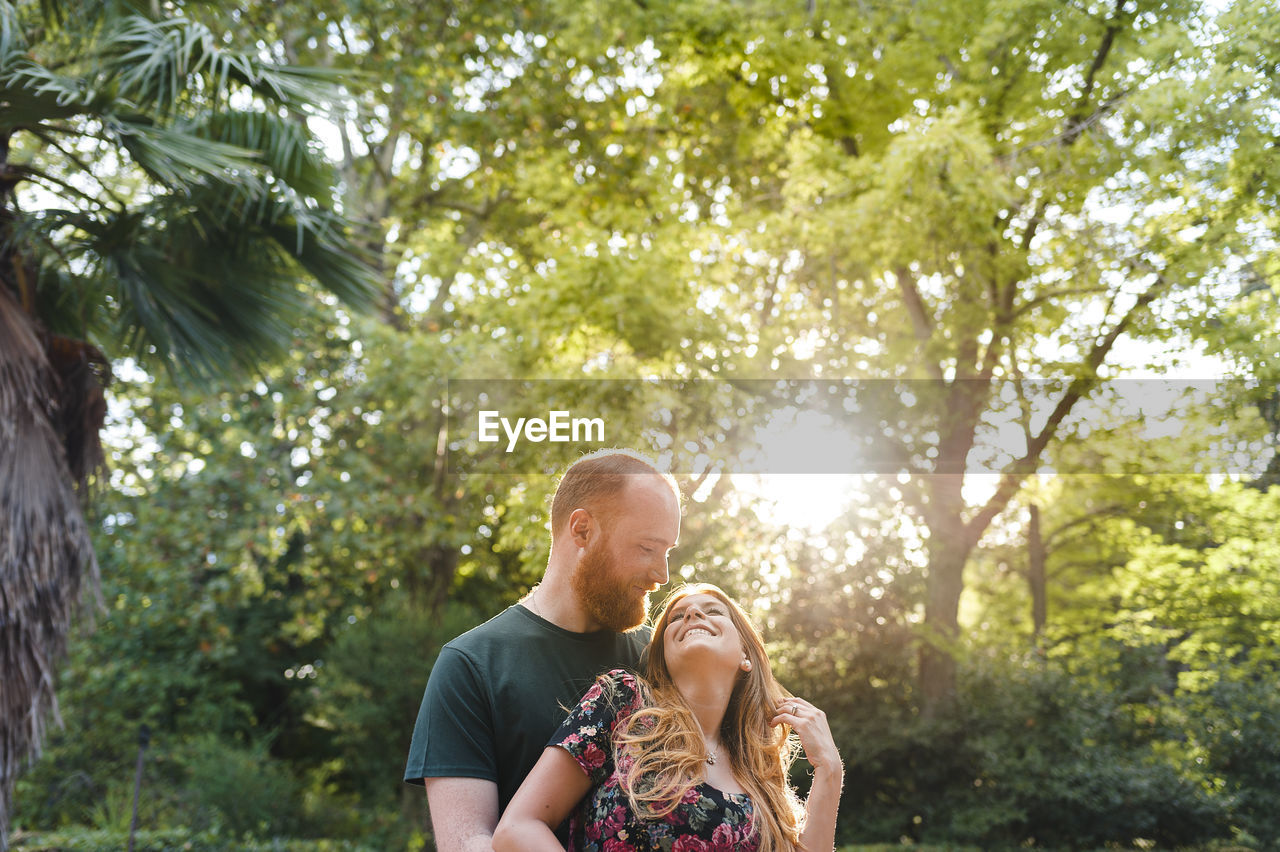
(0, 2, 377, 841)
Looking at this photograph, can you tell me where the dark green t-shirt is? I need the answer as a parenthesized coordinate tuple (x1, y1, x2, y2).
(403, 604, 649, 812)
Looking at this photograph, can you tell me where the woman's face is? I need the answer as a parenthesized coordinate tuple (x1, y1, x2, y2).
(660, 592, 746, 679)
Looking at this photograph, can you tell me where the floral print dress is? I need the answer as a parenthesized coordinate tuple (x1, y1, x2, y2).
(549, 669, 759, 852)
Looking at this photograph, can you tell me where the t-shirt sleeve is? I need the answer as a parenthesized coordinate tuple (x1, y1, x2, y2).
(403, 645, 496, 785)
(547, 669, 642, 786)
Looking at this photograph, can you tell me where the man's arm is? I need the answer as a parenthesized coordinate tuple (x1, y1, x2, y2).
(424, 777, 500, 852)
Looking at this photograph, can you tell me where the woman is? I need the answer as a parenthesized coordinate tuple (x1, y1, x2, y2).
(494, 583, 843, 852)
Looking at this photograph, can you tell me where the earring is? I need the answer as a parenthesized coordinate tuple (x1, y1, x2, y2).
(741, 659, 752, 671)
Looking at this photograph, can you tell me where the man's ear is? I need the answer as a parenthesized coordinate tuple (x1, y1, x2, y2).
(568, 507, 594, 549)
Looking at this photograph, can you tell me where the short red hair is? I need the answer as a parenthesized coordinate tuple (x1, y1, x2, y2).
(550, 449, 680, 535)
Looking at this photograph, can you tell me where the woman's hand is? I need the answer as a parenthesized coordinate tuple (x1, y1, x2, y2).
(772, 697, 842, 775)
(774, 697, 844, 851)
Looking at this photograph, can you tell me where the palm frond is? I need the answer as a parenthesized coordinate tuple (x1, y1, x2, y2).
(263, 202, 381, 312)
(13, 160, 377, 381)
(36, 258, 112, 344)
(38, 182, 374, 380)
(100, 15, 352, 117)
(172, 180, 380, 315)
(109, 236, 287, 378)
(0, 3, 378, 841)
(231, 64, 355, 118)
(0, 208, 107, 344)
(30, 0, 155, 31)
(0, 2, 28, 64)
(0, 60, 104, 129)
(102, 16, 210, 116)
(192, 111, 332, 200)
(111, 119, 261, 188)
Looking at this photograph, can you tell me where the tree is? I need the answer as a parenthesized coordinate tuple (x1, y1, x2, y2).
(227, 0, 1280, 713)
(0, 1, 376, 842)
(610, 0, 1280, 709)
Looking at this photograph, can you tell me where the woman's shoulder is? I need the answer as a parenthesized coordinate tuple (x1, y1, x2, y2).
(581, 668, 648, 715)
(603, 667, 641, 689)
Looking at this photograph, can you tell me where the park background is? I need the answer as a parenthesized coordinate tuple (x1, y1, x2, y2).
(2, 0, 1279, 849)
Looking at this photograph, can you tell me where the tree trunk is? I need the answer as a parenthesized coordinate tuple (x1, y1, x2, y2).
(1249, 391, 1280, 492)
(1028, 503, 1047, 640)
(919, 519, 972, 715)
(0, 289, 101, 848)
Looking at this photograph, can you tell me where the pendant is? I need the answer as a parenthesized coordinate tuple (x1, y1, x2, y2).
(706, 752, 716, 765)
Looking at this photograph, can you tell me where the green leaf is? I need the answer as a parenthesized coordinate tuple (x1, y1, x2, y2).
(112, 118, 261, 187)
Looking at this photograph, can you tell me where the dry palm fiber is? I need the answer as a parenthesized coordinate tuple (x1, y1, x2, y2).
(0, 284, 102, 848)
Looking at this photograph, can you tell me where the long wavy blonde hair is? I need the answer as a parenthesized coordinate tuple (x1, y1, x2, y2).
(611, 583, 803, 852)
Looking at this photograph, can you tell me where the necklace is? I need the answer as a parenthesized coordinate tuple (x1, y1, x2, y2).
(706, 748, 717, 766)
(525, 587, 543, 619)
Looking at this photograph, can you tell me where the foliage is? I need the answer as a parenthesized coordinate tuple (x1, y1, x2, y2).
(902, 466, 1280, 848)
(11, 827, 378, 851)
(312, 597, 480, 804)
(0, 0, 377, 843)
(941, 654, 1225, 848)
(9, 0, 1280, 848)
(21, 360, 1280, 850)
(177, 736, 306, 838)
(836, 848, 980, 852)
(1, 0, 377, 377)
(1187, 671, 1280, 848)
(823, 651, 1229, 849)
(221, 0, 1280, 713)
(306, 0, 1280, 699)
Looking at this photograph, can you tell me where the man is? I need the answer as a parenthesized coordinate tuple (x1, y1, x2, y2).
(404, 449, 681, 851)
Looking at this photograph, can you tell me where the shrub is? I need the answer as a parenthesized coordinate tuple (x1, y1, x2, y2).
(932, 654, 1227, 848)
(176, 735, 305, 837)
(10, 827, 378, 851)
(309, 598, 478, 802)
(1192, 674, 1280, 848)
(831, 651, 1230, 848)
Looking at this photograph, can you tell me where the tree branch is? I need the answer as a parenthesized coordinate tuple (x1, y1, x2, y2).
(1020, 198, 1047, 253)
(423, 189, 509, 321)
(895, 266, 947, 382)
(1011, 284, 1113, 320)
(1062, 0, 1128, 147)
(1043, 504, 1129, 550)
(963, 272, 1168, 547)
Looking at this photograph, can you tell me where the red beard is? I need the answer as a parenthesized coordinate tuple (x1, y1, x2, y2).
(571, 533, 649, 632)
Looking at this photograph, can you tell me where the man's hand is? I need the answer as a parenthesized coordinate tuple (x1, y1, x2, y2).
(424, 777, 500, 852)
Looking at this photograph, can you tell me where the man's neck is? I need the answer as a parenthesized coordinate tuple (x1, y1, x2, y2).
(523, 576, 603, 633)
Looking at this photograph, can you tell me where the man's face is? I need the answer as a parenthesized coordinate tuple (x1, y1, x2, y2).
(571, 476, 680, 632)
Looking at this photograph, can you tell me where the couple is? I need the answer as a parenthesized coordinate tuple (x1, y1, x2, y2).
(404, 450, 842, 851)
